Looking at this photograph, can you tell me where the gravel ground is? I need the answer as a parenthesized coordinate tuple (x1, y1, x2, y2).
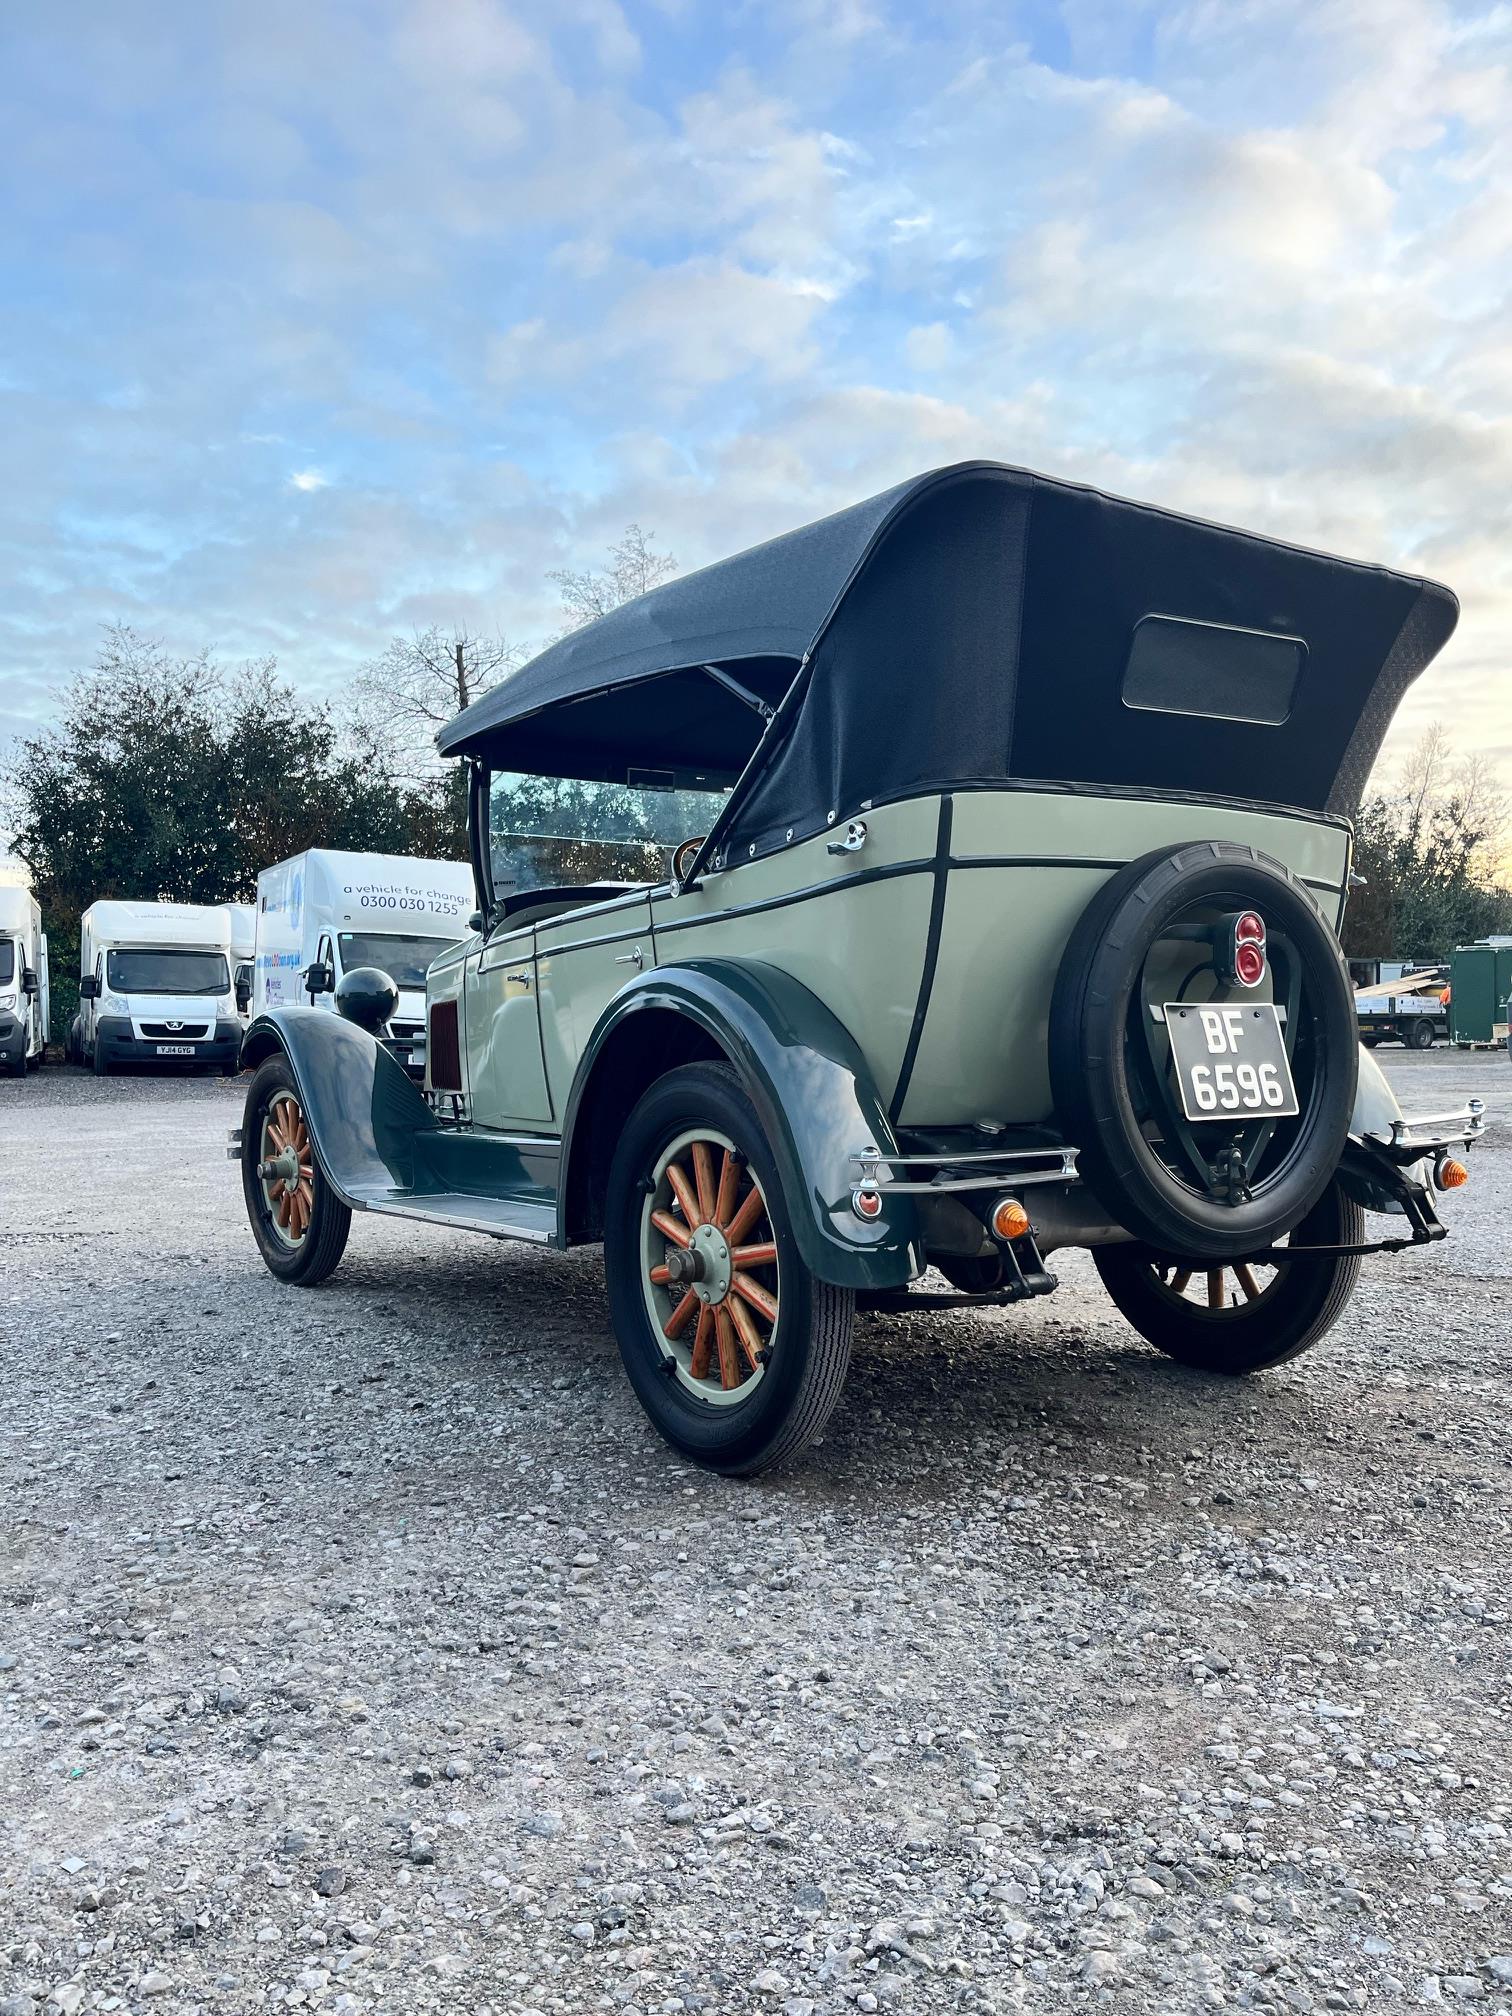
(1, 1049, 1509, 2016)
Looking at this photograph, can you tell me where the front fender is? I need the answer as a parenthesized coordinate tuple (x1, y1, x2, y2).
(240, 1008, 437, 1208)
(561, 959, 923, 1290)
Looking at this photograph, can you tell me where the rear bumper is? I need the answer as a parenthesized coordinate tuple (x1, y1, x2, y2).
(94, 1016, 242, 1067)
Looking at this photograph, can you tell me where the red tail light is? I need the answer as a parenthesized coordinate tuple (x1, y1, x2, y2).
(1222, 910, 1267, 988)
(1234, 940, 1266, 987)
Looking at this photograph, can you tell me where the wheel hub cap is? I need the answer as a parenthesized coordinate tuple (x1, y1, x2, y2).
(688, 1222, 733, 1305)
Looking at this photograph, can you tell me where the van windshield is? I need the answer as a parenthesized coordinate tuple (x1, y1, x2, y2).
(0, 940, 13, 986)
(337, 932, 450, 989)
(106, 949, 229, 995)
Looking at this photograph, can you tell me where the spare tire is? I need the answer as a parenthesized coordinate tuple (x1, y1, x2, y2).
(1048, 841, 1357, 1260)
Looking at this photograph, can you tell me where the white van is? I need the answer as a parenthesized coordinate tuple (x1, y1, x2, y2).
(227, 903, 256, 1026)
(251, 850, 473, 1076)
(78, 901, 240, 1075)
(0, 887, 49, 1077)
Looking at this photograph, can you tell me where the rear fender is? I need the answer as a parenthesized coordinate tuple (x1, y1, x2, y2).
(560, 959, 923, 1290)
(1341, 1042, 1415, 1215)
(240, 1008, 438, 1207)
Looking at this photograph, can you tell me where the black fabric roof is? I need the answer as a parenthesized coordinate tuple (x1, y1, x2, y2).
(436, 477, 917, 780)
(437, 462, 1458, 830)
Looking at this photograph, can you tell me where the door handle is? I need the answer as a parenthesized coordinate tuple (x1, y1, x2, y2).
(503, 969, 534, 988)
(614, 945, 644, 969)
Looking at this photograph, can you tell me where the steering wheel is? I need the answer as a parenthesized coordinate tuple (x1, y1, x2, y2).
(672, 835, 706, 884)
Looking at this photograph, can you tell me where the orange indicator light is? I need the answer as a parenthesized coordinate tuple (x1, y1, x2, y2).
(991, 1198, 1031, 1241)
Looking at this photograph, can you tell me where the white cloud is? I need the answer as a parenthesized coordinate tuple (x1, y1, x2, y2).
(4, 0, 1512, 799)
(904, 322, 956, 372)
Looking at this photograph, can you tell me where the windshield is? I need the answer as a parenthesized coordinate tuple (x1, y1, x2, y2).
(337, 932, 451, 990)
(0, 940, 13, 987)
(106, 949, 229, 995)
(489, 771, 728, 895)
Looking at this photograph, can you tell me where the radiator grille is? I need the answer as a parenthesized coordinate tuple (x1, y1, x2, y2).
(428, 999, 462, 1090)
(140, 1022, 210, 1039)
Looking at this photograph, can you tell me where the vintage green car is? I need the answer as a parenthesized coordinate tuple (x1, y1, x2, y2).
(233, 461, 1486, 1474)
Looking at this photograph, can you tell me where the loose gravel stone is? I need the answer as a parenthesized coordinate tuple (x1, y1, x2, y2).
(0, 1055, 1508, 2014)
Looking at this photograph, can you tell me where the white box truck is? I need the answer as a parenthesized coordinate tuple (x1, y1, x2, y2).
(0, 887, 49, 1076)
(251, 850, 473, 1077)
(227, 902, 256, 1026)
(77, 900, 240, 1075)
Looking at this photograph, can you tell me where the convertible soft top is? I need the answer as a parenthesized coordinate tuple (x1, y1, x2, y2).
(438, 462, 1457, 848)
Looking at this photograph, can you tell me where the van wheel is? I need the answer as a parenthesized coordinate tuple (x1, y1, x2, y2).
(91, 1043, 111, 1077)
(241, 1057, 351, 1284)
(1407, 1019, 1435, 1049)
(605, 1062, 854, 1477)
(1094, 1180, 1363, 1374)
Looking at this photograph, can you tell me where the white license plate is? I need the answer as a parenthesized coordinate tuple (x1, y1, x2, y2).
(155, 1043, 196, 1056)
(1163, 1002, 1299, 1122)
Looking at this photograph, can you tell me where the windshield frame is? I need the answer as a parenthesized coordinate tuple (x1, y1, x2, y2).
(477, 765, 729, 919)
(104, 947, 230, 997)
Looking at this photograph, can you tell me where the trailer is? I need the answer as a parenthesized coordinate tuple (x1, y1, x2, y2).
(0, 886, 49, 1076)
(1354, 967, 1449, 1050)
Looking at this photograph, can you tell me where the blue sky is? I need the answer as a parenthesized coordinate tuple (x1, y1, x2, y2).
(3, 0, 1511, 784)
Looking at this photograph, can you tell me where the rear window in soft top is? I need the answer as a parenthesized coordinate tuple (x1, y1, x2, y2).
(1122, 614, 1305, 727)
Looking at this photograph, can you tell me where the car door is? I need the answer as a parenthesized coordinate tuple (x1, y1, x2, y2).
(535, 892, 655, 1115)
(464, 920, 555, 1128)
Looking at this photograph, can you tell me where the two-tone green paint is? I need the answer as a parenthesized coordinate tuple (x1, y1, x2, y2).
(556, 958, 922, 1288)
(651, 786, 1351, 1128)
(240, 1009, 559, 1238)
(242, 783, 1386, 1284)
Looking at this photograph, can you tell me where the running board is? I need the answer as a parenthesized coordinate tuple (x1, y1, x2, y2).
(361, 1194, 557, 1244)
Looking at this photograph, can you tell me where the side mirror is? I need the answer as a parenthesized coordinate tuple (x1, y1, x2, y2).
(235, 977, 252, 1013)
(303, 961, 334, 996)
(79, 974, 100, 1001)
(468, 910, 485, 934)
(20, 967, 38, 998)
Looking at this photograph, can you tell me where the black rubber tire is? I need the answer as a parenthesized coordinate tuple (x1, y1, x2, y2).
(1361, 1034, 1380, 1049)
(1094, 1180, 1364, 1374)
(91, 1041, 110, 1077)
(241, 1056, 351, 1285)
(1407, 1019, 1435, 1050)
(1049, 841, 1357, 1260)
(935, 1252, 1007, 1295)
(605, 1061, 854, 1477)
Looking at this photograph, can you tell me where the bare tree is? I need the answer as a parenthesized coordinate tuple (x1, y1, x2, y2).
(347, 626, 524, 783)
(549, 524, 677, 633)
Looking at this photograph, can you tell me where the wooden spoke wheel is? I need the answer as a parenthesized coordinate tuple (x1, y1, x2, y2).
(1146, 1256, 1284, 1314)
(606, 1061, 854, 1476)
(1093, 1179, 1364, 1375)
(640, 1127, 780, 1406)
(260, 1091, 316, 1247)
(240, 1056, 351, 1286)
